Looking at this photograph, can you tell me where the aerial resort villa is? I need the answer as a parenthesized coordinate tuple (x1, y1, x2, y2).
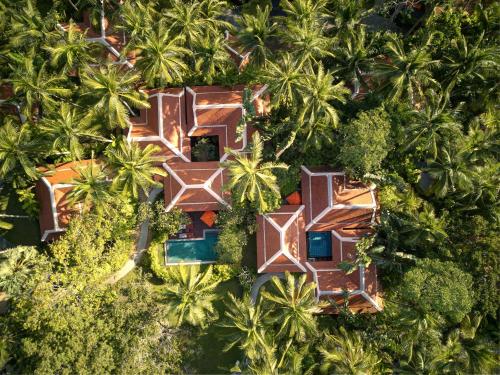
(30, 4, 383, 314)
(34, 82, 382, 313)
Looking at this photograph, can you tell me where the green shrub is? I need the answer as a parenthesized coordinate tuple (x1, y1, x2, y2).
(148, 240, 170, 281)
(212, 264, 239, 282)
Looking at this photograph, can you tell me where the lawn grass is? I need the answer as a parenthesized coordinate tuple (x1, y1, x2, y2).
(2, 191, 40, 246)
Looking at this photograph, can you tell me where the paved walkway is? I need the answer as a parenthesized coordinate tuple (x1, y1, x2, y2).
(105, 188, 163, 284)
(250, 272, 285, 303)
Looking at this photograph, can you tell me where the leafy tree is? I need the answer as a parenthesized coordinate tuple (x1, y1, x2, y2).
(236, 5, 277, 67)
(138, 201, 189, 242)
(223, 132, 288, 214)
(319, 326, 381, 374)
(39, 103, 104, 159)
(338, 107, 392, 180)
(80, 65, 149, 129)
(220, 293, 269, 361)
(399, 258, 474, 323)
(261, 272, 322, 343)
(105, 138, 166, 199)
(132, 20, 190, 87)
(163, 265, 220, 328)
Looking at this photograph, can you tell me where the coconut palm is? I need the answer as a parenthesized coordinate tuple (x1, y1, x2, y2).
(39, 103, 104, 159)
(164, 0, 230, 49)
(0, 119, 41, 185)
(399, 202, 448, 249)
(236, 5, 277, 67)
(283, 23, 332, 66)
(330, 25, 376, 96)
(319, 326, 381, 374)
(403, 90, 463, 159)
(329, 0, 369, 32)
(0, 246, 47, 297)
(115, 0, 159, 45)
(105, 139, 166, 198)
(80, 64, 149, 129)
(220, 293, 270, 361)
(297, 63, 350, 146)
(163, 265, 220, 328)
(261, 272, 322, 343)
(443, 33, 499, 91)
(423, 147, 474, 198)
(193, 34, 234, 85)
(44, 21, 97, 74)
(8, 58, 71, 119)
(132, 21, 190, 87)
(280, 0, 330, 27)
(374, 35, 440, 104)
(223, 132, 288, 213)
(263, 53, 304, 108)
(67, 160, 112, 211)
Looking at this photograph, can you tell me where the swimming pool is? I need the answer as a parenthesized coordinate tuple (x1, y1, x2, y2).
(165, 230, 219, 264)
(307, 231, 332, 261)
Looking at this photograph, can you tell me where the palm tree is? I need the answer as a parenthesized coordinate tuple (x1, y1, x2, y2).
(44, 21, 96, 74)
(374, 35, 439, 104)
(219, 293, 269, 361)
(132, 21, 190, 87)
(330, 25, 376, 96)
(282, 23, 332, 66)
(236, 5, 277, 67)
(0, 246, 47, 297)
(80, 65, 149, 129)
(193, 34, 234, 85)
(67, 160, 112, 211)
(399, 202, 448, 249)
(163, 265, 220, 328)
(105, 139, 166, 198)
(403, 90, 463, 159)
(319, 326, 381, 374)
(164, 0, 230, 49)
(261, 272, 322, 343)
(39, 103, 104, 160)
(443, 33, 498, 91)
(329, 0, 369, 32)
(115, 0, 159, 45)
(297, 63, 350, 147)
(280, 0, 330, 27)
(423, 147, 474, 198)
(263, 53, 304, 108)
(0, 119, 41, 186)
(8, 58, 71, 119)
(223, 132, 288, 213)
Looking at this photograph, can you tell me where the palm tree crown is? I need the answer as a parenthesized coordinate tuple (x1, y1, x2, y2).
(223, 132, 288, 213)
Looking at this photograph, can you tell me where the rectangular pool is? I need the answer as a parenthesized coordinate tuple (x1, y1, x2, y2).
(165, 230, 219, 264)
(307, 231, 332, 261)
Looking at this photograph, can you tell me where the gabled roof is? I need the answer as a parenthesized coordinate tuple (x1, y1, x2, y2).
(255, 167, 382, 313)
(127, 87, 190, 162)
(301, 166, 377, 231)
(256, 205, 307, 274)
(163, 161, 229, 212)
(36, 160, 94, 241)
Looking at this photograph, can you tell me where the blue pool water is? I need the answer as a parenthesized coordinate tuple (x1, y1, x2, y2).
(307, 231, 332, 260)
(166, 231, 219, 263)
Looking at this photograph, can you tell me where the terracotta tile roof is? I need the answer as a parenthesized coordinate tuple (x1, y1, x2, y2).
(36, 160, 95, 241)
(256, 167, 382, 313)
(163, 161, 229, 212)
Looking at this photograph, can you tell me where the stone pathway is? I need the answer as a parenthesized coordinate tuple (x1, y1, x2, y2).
(250, 272, 285, 304)
(105, 188, 163, 284)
